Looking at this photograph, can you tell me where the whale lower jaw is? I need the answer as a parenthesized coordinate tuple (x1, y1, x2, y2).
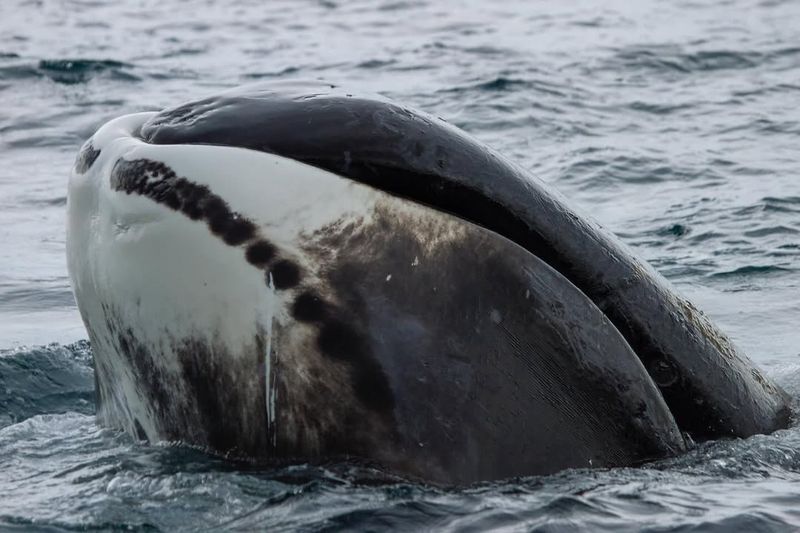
(67, 113, 686, 485)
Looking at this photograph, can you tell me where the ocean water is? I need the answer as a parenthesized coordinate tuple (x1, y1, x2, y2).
(1, 0, 800, 530)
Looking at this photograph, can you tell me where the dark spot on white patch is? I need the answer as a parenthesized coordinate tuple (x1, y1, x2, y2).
(246, 241, 275, 267)
(74, 141, 100, 174)
(270, 259, 300, 289)
(291, 291, 328, 322)
(222, 218, 258, 245)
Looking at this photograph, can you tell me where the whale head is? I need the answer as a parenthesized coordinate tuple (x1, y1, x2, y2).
(66, 83, 788, 484)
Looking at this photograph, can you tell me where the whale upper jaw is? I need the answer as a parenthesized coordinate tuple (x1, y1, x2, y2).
(67, 111, 687, 485)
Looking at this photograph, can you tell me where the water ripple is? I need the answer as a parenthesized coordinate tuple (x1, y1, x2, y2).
(0, 57, 139, 84)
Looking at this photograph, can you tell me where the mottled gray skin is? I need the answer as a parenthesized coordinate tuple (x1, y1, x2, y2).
(289, 201, 686, 484)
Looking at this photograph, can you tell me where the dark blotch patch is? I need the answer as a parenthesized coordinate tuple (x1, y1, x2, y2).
(292, 291, 329, 323)
(317, 319, 395, 413)
(101, 296, 270, 458)
(177, 179, 210, 220)
(317, 319, 362, 362)
(246, 241, 276, 267)
(204, 197, 257, 245)
(176, 338, 240, 453)
(269, 259, 301, 289)
(74, 141, 101, 174)
(162, 190, 181, 210)
(223, 217, 257, 246)
(115, 326, 172, 413)
(352, 365, 395, 413)
(203, 197, 231, 233)
(133, 418, 147, 441)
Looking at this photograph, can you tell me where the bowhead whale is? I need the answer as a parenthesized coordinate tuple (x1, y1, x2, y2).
(67, 82, 791, 485)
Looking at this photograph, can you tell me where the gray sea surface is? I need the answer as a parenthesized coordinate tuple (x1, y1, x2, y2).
(2, 0, 800, 530)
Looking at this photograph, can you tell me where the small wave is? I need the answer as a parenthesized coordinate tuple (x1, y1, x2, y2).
(626, 100, 696, 115)
(744, 225, 799, 238)
(658, 224, 691, 238)
(710, 265, 792, 278)
(0, 284, 76, 311)
(20, 196, 67, 207)
(38, 59, 139, 84)
(0, 57, 139, 85)
(471, 77, 531, 92)
(763, 196, 800, 214)
(441, 76, 568, 98)
(716, 117, 800, 136)
(687, 231, 726, 244)
(438, 76, 526, 93)
(609, 46, 754, 73)
(356, 59, 397, 69)
(601, 45, 800, 76)
(378, 1, 425, 11)
(241, 67, 301, 80)
(562, 154, 713, 188)
(732, 83, 800, 97)
(0, 341, 94, 428)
